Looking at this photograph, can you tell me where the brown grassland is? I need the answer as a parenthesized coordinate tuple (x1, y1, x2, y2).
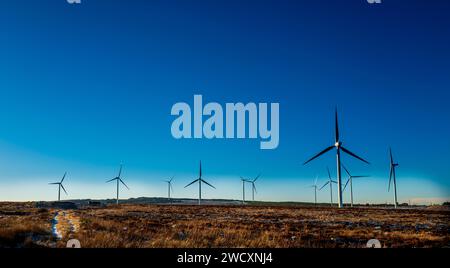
(0, 202, 449, 248)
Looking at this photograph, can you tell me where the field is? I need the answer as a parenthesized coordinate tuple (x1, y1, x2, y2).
(0, 202, 449, 248)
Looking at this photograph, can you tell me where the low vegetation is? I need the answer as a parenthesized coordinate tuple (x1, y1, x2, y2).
(0, 202, 448, 248)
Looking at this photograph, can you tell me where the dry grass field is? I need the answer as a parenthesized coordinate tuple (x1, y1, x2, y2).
(0, 202, 449, 248)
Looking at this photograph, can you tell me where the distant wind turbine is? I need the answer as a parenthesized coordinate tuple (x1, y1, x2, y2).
(303, 108, 370, 208)
(49, 172, 68, 202)
(388, 147, 399, 208)
(319, 167, 337, 206)
(106, 163, 129, 205)
(240, 177, 250, 204)
(163, 177, 174, 203)
(240, 174, 260, 204)
(341, 163, 369, 207)
(185, 161, 215, 205)
(248, 174, 260, 202)
(309, 175, 319, 205)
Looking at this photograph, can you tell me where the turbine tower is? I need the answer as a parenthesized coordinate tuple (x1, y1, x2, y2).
(342, 164, 369, 207)
(163, 177, 174, 203)
(388, 147, 399, 208)
(106, 163, 129, 205)
(303, 108, 370, 208)
(319, 167, 337, 206)
(185, 161, 215, 205)
(49, 172, 68, 202)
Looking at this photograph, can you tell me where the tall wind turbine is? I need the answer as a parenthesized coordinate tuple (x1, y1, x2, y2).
(163, 177, 174, 203)
(388, 147, 399, 208)
(303, 108, 370, 208)
(342, 164, 369, 207)
(49, 172, 68, 202)
(248, 174, 260, 202)
(185, 161, 215, 205)
(319, 167, 337, 206)
(309, 176, 319, 205)
(106, 164, 129, 205)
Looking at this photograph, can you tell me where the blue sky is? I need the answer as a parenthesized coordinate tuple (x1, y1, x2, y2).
(0, 0, 449, 204)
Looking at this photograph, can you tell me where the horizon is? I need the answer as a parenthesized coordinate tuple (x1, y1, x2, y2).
(0, 0, 449, 205)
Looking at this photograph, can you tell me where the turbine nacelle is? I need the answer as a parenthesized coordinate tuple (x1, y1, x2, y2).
(335, 141, 342, 148)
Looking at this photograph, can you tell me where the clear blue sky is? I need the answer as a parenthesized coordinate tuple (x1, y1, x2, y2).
(0, 0, 449, 204)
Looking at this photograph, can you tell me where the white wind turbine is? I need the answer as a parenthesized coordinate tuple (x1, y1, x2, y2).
(163, 177, 174, 203)
(341, 163, 369, 207)
(304, 108, 370, 208)
(388, 147, 399, 208)
(319, 167, 337, 206)
(106, 163, 129, 205)
(49, 172, 68, 202)
(184, 161, 215, 205)
(248, 174, 260, 202)
(240, 177, 250, 204)
(309, 175, 319, 205)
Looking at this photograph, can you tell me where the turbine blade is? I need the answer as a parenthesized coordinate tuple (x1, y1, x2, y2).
(253, 184, 257, 194)
(106, 178, 116, 183)
(185, 179, 199, 188)
(335, 107, 339, 143)
(388, 165, 393, 192)
(118, 164, 123, 178)
(341, 163, 351, 177)
(341, 146, 370, 164)
(120, 179, 129, 190)
(389, 147, 394, 165)
(319, 181, 330, 191)
(60, 184, 68, 195)
(61, 172, 67, 183)
(49, 182, 59, 185)
(199, 161, 202, 178)
(327, 167, 332, 181)
(303, 146, 334, 165)
(201, 179, 216, 189)
(343, 178, 350, 191)
(170, 183, 174, 193)
(253, 174, 261, 182)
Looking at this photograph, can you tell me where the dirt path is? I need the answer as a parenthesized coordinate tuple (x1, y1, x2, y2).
(51, 210, 80, 240)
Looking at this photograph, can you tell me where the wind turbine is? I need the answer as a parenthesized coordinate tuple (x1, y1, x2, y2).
(163, 177, 174, 203)
(239, 177, 250, 204)
(309, 175, 319, 205)
(106, 163, 129, 205)
(248, 174, 260, 202)
(319, 167, 337, 206)
(303, 108, 370, 208)
(240, 174, 260, 203)
(49, 172, 68, 202)
(388, 147, 399, 208)
(342, 164, 369, 207)
(185, 161, 215, 205)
